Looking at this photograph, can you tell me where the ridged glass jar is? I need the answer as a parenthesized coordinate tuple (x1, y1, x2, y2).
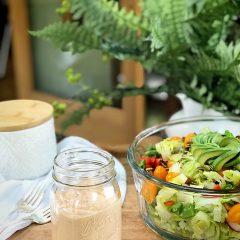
(51, 147, 121, 240)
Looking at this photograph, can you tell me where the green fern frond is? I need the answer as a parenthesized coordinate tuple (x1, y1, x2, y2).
(195, 41, 240, 81)
(71, 0, 148, 47)
(188, 0, 238, 48)
(150, 0, 191, 52)
(31, 22, 100, 53)
(33, 0, 240, 127)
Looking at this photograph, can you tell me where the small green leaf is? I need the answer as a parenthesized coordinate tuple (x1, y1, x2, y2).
(66, 68, 81, 84)
(169, 202, 183, 214)
(179, 203, 196, 219)
(224, 130, 234, 138)
(139, 160, 145, 169)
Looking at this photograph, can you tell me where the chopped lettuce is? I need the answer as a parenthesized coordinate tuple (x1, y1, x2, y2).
(194, 196, 227, 223)
(223, 170, 240, 186)
(155, 139, 183, 161)
(156, 188, 177, 204)
(148, 187, 240, 240)
(170, 173, 188, 185)
(155, 202, 173, 221)
(181, 159, 201, 178)
(191, 211, 210, 238)
(176, 191, 193, 204)
(169, 153, 183, 162)
(203, 171, 226, 188)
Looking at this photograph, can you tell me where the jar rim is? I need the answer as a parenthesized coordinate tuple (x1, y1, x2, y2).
(53, 147, 115, 186)
(128, 116, 240, 195)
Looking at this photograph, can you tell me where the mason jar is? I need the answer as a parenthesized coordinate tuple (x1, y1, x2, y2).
(51, 147, 122, 240)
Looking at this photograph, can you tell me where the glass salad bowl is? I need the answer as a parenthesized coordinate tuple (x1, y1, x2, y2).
(127, 116, 240, 240)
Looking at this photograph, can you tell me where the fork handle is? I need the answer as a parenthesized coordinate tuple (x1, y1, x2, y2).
(0, 219, 31, 240)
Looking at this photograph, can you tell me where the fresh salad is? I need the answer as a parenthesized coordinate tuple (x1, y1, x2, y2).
(139, 129, 240, 240)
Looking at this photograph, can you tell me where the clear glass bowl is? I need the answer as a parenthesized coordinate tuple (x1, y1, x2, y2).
(127, 116, 240, 240)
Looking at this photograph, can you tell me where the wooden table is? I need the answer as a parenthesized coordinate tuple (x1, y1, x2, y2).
(10, 156, 161, 240)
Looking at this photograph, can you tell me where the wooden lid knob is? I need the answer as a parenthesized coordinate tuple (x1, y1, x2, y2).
(0, 100, 54, 132)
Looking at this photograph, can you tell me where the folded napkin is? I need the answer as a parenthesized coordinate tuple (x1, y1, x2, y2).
(0, 136, 127, 237)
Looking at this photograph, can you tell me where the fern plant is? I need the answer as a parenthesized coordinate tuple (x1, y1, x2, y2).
(32, 0, 240, 128)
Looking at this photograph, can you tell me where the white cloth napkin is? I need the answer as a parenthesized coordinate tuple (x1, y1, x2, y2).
(0, 136, 127, 232)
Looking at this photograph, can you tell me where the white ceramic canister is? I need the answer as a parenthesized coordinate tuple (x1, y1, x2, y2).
(0, 100, 57, 180)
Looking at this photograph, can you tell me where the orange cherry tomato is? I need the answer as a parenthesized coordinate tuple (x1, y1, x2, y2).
(141, 181, 158, 204)
(227, 203, 240, 224)
(167, 160, 175, 168)
(166, 172, 180, 182)
(184, 133, 196, 148)
(170, 136, 182, 141)
(153, 165, 168, 180)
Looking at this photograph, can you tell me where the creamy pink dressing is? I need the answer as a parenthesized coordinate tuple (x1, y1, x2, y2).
(52, 191, 121, 240)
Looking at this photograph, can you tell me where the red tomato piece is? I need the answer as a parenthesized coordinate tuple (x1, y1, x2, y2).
(164, 200, 175, 207)
(213, 185, 221, 190)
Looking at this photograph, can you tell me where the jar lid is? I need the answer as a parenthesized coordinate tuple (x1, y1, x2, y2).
(0, 100, 53, 132)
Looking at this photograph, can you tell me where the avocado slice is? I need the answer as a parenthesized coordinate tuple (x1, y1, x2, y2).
(197, 149, 227, 166)
(193, 132, 223, 145)
(192, 147, 213, 159)
(224, 155, 240, 167)
(219, 137, 240, 148)
(191, 144, 220, 159)
(235, 164, 240, 171)
(211, 150, 238, 171)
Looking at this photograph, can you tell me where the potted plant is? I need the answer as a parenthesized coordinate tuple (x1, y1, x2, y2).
(32, 0, 240, 128)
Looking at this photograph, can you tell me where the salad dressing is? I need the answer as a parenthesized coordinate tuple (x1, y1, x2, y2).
(52, 191, 121, 240)
(51, 148, 122, 240)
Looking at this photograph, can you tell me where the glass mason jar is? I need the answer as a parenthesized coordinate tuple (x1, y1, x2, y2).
(51, 147, 122, 240)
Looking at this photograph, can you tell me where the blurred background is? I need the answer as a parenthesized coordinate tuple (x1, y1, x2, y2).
(0, 0, 182, 151)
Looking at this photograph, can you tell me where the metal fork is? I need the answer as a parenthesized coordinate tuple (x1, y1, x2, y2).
(0, 207, 51, 240)
(0, 179, 49, 233)
(30, 206, 51, 224)
(17, 179, 48, 212)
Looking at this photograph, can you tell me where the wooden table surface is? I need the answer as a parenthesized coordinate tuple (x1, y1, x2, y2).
(10, 156, 161, 240)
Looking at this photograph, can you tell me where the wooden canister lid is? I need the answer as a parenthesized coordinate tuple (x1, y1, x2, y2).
(0, 100, 54, 132)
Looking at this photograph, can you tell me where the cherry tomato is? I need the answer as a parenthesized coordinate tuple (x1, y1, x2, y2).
(227, 203, 240, 224)
(166, 172, 180, 182)
(155, 158, 161, 167)
(213, 185, 222, 190)
(153, 166, 168, 180)
(164, 200, 175, 207)
(167, 160, 175, 168)
(143, 156, 155, 168)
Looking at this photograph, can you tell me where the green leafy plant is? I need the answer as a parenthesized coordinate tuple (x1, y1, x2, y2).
(31, 0, 240, 129)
